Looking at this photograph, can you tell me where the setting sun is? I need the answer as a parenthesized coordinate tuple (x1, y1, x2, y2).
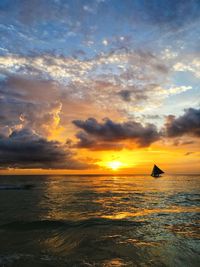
(107, 161, 123, 171)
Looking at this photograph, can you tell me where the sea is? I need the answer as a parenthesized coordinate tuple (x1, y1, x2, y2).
(0, 174, 199, 267)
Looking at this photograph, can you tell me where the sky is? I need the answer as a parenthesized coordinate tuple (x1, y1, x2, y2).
(0, 0, 200, 174)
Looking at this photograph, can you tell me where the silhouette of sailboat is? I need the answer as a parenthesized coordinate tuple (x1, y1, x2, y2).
(151, 164, 164, 178)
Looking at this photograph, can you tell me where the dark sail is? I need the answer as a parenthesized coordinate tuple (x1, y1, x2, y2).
(151, 164, 164, 177)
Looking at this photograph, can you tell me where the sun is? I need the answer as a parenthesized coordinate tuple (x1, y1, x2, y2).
(107, 161, 123, 171)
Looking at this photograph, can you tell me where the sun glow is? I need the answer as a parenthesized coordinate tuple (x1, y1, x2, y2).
(107, 160, 123, 171)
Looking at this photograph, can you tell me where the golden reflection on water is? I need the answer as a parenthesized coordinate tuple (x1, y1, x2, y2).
(38, 175, 200, 221)
(102, 258, 127, 267)
(124, 239, 161, 247)
(103, 206, 200, 220)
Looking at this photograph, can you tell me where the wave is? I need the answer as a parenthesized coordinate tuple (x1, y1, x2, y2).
(0, 218, 146, 231)
(0, 253, 97, 267)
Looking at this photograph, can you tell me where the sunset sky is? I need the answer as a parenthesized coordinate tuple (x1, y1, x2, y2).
(0, 0, 200, 174)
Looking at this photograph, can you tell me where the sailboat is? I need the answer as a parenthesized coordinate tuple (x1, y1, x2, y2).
(151, 164, 164, 178)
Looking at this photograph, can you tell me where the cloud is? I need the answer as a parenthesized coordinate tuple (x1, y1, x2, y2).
(72, 131, 124, 151)
(0, 49, 181, 116)
(165, 108, 200, 137)
(118, 90, 132, 102)
(118, 89, 147, 102)
(0, 128, 91, 169)
(0, 74, 64, 138)
(173, 60, 200, 78)
(73, 117, 160, 149)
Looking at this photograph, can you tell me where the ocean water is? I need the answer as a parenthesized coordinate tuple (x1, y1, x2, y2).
(0, 175, 199, 267)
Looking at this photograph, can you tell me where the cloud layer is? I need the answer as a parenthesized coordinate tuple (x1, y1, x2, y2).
(73, 117, 160, 149)
(73, 108, 200, 151)
(165, 108, 200, 137)
(0, 129, 91, 169)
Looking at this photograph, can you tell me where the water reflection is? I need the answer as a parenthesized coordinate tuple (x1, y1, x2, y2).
(38, 175, 200, 223)
(0, 175, 199, 266)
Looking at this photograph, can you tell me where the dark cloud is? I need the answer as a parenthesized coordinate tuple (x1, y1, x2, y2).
(118, 89, 147, 103)
(73, 117, 160, 148)
(73, 131, 124, 151)
(118, 90, 132, 102)
(0, 128, 91, 169)
(75, 131, 95, 149)
(165, 108, 200, 137)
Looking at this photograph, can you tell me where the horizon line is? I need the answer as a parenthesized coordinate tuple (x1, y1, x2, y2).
(0, 173, 199, 176)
